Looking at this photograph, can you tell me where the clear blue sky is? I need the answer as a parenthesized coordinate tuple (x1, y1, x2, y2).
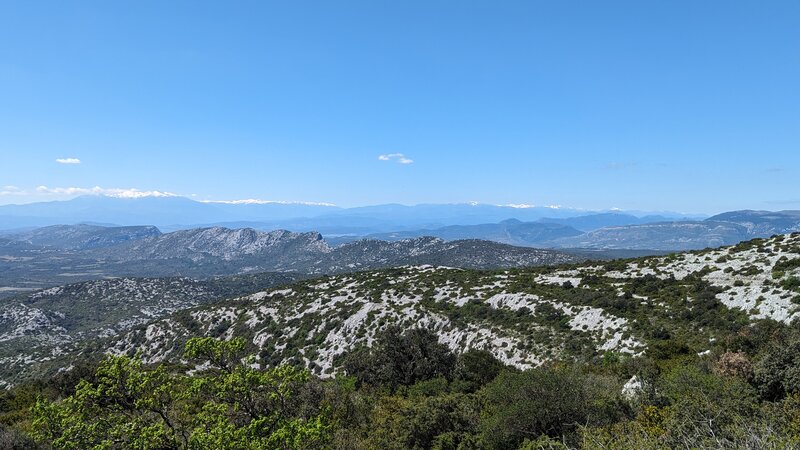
(1, 1, 798, 214)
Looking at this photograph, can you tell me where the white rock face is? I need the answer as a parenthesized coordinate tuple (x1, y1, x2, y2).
(105, 234, 800, 379)
(107, 264, 645, 376)
(622, 375, 643, 400)
(0, 304, 67, 342)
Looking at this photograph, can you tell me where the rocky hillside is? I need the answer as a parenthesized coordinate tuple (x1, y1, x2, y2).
(93, 227, 583, 272)
(0, 272, 299, 387)
(97, 227, 330, 262)
(85, 233, 800, 382)
(0, 226, 584, 297)
(314, 237, 583, 273)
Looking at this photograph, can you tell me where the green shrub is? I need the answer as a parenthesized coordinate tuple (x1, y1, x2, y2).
(479, 367, 626, 449)
(342, 326, 456, 391)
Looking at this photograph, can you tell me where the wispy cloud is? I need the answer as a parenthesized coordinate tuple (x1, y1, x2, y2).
(55, 158, 81, 164)
(602, 161, 637, 170)
(0, 185, 23, 196)
(0, 187, 337, 206)
(378, 153, 414, 164)
(0, 185, 179, 199)
(32, 186, 177, 198)
(0, 186, 178, 198)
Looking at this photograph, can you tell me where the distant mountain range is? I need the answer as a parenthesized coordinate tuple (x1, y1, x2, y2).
(0, 195, 699, 233)
(333, 210, 800, 251)
(538, 212, 678, 232)
(348, 219, 584, 247)
(545, 210, 800, 251)
(0, 196, 340, 230)
(5, 196, 797, 252)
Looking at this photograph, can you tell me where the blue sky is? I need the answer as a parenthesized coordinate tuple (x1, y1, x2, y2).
(0, 1, 798, 214)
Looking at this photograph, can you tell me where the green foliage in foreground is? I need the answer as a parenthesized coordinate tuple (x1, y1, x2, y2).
(6, 323, 800, 449)
(31, 338, 330, 449)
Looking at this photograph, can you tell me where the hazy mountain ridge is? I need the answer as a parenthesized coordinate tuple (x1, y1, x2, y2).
(0, 196, 340, 230)
(546, 221, 751, 251)
(6, 224, 162, 250)
(333, 210, 800, 251)
(538, 212, 677, 232)
(356, 219, 583, 247)
(707, 210, 800, 235)
(0, 195, 698, 232)
(546, 211, 800, 250)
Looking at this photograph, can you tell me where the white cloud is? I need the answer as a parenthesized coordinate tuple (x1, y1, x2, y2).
(0, 185, 179, 200)
(0, 188, 335, 206)
(0, 185, 23, 196)
(378, 153, 414, 164)
(55, 158, 81, 164)
(34, 186, 178, 198)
